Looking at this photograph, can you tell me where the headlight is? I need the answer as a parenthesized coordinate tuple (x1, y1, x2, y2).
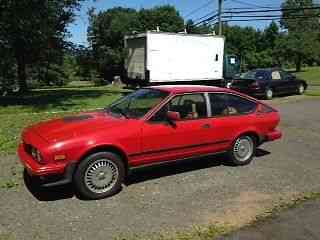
(31, 147, 43, 163)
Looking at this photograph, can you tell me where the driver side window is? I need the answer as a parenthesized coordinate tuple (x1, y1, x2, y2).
(150, 93, 207, 122)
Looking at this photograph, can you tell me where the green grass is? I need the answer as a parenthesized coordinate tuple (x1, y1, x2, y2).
(290, 66, 320, 96)
(0, 85, 130, 115)
(305, 86, 320, 96)
(0, 85, 131, 154)
(293, 66, 320, 86)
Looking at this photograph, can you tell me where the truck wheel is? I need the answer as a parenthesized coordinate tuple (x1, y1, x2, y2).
(74, 152, 125, 200)
(227, 135, 256, 166)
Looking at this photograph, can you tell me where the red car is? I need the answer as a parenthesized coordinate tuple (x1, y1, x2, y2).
(19, 85, 282, 199)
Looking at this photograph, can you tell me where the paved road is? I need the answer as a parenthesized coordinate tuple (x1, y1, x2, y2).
(0, 97, 320, 240)
(219, 199, 320, 240)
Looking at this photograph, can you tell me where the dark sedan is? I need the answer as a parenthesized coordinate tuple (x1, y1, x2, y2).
(229, 68, 308, 99)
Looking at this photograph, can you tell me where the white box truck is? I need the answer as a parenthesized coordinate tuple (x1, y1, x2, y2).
(124, 32, 225, 86)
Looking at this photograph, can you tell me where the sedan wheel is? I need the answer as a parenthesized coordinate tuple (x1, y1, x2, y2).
(74, 152, 125, 200)
(84, 159, 119, 194)
(298, 84, 305, 95)
(228, 135, 256, 166)
(265, 88, 273, 100)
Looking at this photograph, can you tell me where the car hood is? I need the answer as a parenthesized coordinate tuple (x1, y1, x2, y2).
(30, 111, 127, 143)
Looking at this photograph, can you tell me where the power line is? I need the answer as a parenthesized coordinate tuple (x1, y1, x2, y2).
(222, 14, 319, 18)
(192, 6, 320, 27)
(223, 6, 320, 14)
(196, 13, 320, 26)
(222, 15, 320, 22)
(227, 0, 277, 9)
(224, 7, 278, 10)
(193, 13, 219, 26)
(184, 0, 214, 19)
(192, 10, 217, 22)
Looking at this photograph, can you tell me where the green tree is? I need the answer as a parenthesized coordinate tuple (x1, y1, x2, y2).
(185, 19, 212, 34)
(223, 24, 258, 70)
(88, 7, 141, 80)
(263, 21, 279, 50)
(0, 0, 83, 91)
(280, 0, 320, 71)
(138, 6, 184, 33)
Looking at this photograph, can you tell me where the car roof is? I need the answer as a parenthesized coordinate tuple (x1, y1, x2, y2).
(148, 85, 234, 94)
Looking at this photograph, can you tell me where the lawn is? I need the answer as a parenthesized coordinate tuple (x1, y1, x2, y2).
(0, 85, 130, 154)
(291, 66, 320, 96)
(293, 66, 320, 86)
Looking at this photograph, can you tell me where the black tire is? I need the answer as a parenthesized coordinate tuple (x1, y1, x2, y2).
(227, 135, 256, 166)
(297, 84, 305, 95)
(265, 88, 273, 100)
(73, 152, 125, 200)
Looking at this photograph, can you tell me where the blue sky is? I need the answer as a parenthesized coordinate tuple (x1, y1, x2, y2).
(68, 0, 285, 45)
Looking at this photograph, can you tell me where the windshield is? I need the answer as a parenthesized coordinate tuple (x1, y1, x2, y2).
(106, 88, 169, 119)
(240, 70, 270, 81)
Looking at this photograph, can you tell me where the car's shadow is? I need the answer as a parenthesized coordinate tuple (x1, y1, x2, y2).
(125, 148, 270, 186)
(24, 148, 270, 201)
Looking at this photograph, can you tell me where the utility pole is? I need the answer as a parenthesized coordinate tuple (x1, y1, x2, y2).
(218, 0, 223, 35)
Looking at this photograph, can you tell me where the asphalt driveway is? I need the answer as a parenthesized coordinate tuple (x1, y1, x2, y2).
(220, 199, 320, 240)
(0, 96, 320, 240)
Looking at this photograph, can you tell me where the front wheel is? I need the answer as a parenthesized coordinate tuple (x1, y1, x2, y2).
(74, 152, 125, 200)
(227, 135, 256, 166)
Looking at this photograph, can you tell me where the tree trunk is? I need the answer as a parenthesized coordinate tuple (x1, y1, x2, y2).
(295, 55, 302, 72)
(17, 56, 28, 91)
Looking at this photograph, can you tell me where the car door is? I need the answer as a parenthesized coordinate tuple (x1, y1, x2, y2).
(280, 71, 298, 93)
(133, 93, 213, 166)
(205, 93, 258, 151)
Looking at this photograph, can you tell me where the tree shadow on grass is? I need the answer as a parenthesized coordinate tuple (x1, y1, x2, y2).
(24, 148, 270, 202)
(0, 88, 128, 112)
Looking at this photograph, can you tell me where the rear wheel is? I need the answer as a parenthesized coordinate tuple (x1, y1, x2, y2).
(297, 84, 305, 95)
(265, 88, 273, 100)
(74, 152, 125, 200)
(228, 135, 256, 166)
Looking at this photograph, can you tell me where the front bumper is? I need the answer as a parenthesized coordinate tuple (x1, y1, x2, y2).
(18, 144, 76, 187)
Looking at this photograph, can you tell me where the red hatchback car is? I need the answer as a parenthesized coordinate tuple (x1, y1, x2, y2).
(19, 85, 281, 199)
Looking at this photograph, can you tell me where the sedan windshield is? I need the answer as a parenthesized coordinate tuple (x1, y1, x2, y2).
(240, 70, 269, 81)
(106, 89, 169, 119)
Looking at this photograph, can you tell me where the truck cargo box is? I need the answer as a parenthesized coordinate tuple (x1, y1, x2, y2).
(124, 32, 225, 85)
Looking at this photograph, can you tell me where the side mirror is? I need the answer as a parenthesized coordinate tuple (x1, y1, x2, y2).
(166, 111, 181, 122)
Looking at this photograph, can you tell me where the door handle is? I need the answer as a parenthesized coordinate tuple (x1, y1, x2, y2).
(202, 124, 211, 129)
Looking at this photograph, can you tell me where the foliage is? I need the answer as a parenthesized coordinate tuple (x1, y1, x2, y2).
(0, 0, 83, 91)
(186, 20, 212, 34)
(280, 0, 320, 71)
(138, 5, 185, 33)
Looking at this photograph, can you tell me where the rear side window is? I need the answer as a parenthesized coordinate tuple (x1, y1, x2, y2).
(209, 93, 257, 116)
